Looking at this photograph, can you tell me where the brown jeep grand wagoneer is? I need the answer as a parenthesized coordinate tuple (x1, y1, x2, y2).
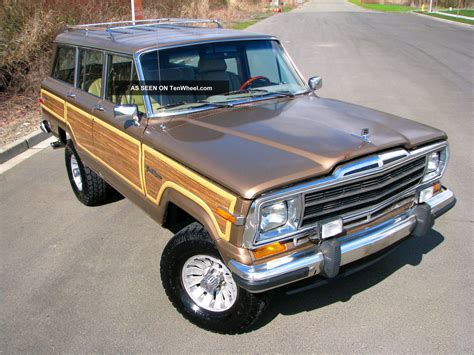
(39, 18, 456, 333)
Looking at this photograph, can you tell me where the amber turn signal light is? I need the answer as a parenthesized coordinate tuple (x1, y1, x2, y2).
(433, 182, 441, 193)
(216, 207, 237, 224)
(253, 242, 287, 259)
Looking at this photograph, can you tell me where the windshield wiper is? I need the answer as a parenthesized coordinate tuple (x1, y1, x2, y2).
(223, 88, 269, 96)
(157, 100, 232, 111)
(223, 88, 295, 98)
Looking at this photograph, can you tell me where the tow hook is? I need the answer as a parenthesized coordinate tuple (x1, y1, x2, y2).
(319, 238, 341, 278)
(50, 141, 65, 149)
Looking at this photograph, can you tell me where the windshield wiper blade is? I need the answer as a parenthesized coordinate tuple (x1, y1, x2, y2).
(156, 101, 188, 110)
(223, 88, 295, 99)
(157, 101, 232, 111)
(223, 88, 269, 96)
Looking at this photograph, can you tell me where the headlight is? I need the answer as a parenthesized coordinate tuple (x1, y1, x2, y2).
(260, 201, 287, 232)
(254, 196, 302, 243)
(422, 147, 448, 182)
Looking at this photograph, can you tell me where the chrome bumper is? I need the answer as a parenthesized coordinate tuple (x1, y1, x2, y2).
(229, 188, 456, 293)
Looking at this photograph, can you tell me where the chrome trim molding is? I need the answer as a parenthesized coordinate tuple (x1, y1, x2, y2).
(230, 188, 454, 292)
(243, 141, 449, 248)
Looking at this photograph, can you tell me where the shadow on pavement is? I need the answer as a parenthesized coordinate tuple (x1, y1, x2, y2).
(93, 187, 125, 206)
(250, 229, 445, 331)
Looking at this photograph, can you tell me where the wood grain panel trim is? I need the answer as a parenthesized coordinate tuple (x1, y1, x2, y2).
(143, 145, 237, 240)
(94, 119, 143, 190)
(40, 89, 65, 121)
(66, 104, 94, 152)
(65, 104, 144, 195)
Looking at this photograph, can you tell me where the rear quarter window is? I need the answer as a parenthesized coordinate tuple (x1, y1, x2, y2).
(51, 46, 76, 85)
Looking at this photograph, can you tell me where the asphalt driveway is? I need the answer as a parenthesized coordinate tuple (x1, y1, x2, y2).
(1, 0, 473, 352)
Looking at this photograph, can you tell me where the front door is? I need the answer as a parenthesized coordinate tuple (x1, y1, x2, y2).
(91, 53, 146, 195)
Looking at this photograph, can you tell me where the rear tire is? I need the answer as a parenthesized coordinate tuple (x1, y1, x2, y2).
(160, 222, 267, 334)
(65, 141, 109, 206)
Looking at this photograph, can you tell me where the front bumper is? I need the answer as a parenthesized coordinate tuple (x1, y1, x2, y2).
(228, 188, 456, 293)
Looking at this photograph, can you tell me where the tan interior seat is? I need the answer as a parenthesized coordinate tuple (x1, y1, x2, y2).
(88, 78, 102, 97)
(195, 57, 240, 94)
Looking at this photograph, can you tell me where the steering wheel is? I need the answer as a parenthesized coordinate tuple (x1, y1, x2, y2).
(239, 76, 271, 91)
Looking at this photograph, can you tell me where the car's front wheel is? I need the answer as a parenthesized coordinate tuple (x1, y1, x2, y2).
(160, 223, 267, 334)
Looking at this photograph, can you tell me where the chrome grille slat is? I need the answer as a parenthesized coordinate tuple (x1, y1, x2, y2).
(304, 158, 426, 207)
(302, 157, 426, 226)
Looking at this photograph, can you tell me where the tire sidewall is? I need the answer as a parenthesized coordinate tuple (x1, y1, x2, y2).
(162, 234, 258, 332)
(65, 142, 88, 202)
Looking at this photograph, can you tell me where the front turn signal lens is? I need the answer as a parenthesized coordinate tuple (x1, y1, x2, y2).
(253, 242, 287, 259)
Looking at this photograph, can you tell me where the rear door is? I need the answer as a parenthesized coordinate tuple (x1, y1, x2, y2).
(91, 53, 146, 195)
(66, 48, 105, 154)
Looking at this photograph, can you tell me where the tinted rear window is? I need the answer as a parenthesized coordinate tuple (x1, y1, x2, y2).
(51, 46, 76, 85)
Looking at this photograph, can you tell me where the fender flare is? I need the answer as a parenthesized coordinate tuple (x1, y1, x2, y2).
(158, 186, 223, 243)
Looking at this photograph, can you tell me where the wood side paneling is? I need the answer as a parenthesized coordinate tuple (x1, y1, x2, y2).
(144, 147, 236, 238)
(44, 96, 64, 119)
(67, 106, 94, 153)
(93, 121, 142, 190)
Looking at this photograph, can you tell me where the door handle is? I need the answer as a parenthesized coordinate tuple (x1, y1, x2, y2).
(66, 93, 76, 99)
(94, 104, 105, 112)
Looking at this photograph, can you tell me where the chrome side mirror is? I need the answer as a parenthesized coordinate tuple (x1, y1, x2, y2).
(114, 104, 141, 127)
(308, 76, 322, 91)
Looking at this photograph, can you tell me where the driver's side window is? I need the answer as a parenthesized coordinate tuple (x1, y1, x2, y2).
(246, 42, 280, 83)
(105, 54, 145, 113)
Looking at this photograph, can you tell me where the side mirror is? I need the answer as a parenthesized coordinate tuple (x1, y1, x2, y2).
(114, 104, 141, 127)
(308, 76, 322, 91)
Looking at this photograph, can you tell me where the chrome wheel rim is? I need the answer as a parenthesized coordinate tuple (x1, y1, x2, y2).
(181, 254, 238, 312)
(70, 155, 83, 192)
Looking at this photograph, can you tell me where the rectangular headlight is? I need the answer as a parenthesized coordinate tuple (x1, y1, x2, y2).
(255, 196, 302, 243)
(422, 147, 448, 182)
(260, 201, 287, 232)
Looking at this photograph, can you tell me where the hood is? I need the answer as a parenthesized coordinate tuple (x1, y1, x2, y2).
(146, 95, 446, 199)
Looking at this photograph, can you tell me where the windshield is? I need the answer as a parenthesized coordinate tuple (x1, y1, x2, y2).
(139, 40, 308, 114)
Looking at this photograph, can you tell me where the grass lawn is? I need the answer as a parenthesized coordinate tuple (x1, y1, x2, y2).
(422, 12, 474, 24)
(230, 18, 261, 29)
(348, 0, 414, 12)
(440, 9, 474, 17)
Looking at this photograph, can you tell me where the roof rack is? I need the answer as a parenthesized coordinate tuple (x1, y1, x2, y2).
(67, 18, 223, 34)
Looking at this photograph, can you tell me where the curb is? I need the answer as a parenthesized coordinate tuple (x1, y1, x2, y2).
(410, 11, 474, 27)
(0, 130, 51, 164)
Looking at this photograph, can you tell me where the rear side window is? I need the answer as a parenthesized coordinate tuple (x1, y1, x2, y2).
(78, 49, 104, 97)
(51, 46, 76, 85)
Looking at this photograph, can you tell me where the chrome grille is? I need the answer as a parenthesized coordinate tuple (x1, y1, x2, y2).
(301, 157, 426, 226)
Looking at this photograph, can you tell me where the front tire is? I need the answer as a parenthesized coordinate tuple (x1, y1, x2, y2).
(65, 141, 109, 206)
(160, 223, 267, 334)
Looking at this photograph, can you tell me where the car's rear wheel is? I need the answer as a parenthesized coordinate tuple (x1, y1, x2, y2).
(160, 222, 267, 334)
(65, 141, 109, 206)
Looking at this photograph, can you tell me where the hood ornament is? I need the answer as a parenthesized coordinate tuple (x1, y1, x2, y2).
(351, 128, 371, 143)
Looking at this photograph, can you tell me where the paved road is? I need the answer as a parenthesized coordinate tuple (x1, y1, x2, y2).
(1, 0, 473, 352)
